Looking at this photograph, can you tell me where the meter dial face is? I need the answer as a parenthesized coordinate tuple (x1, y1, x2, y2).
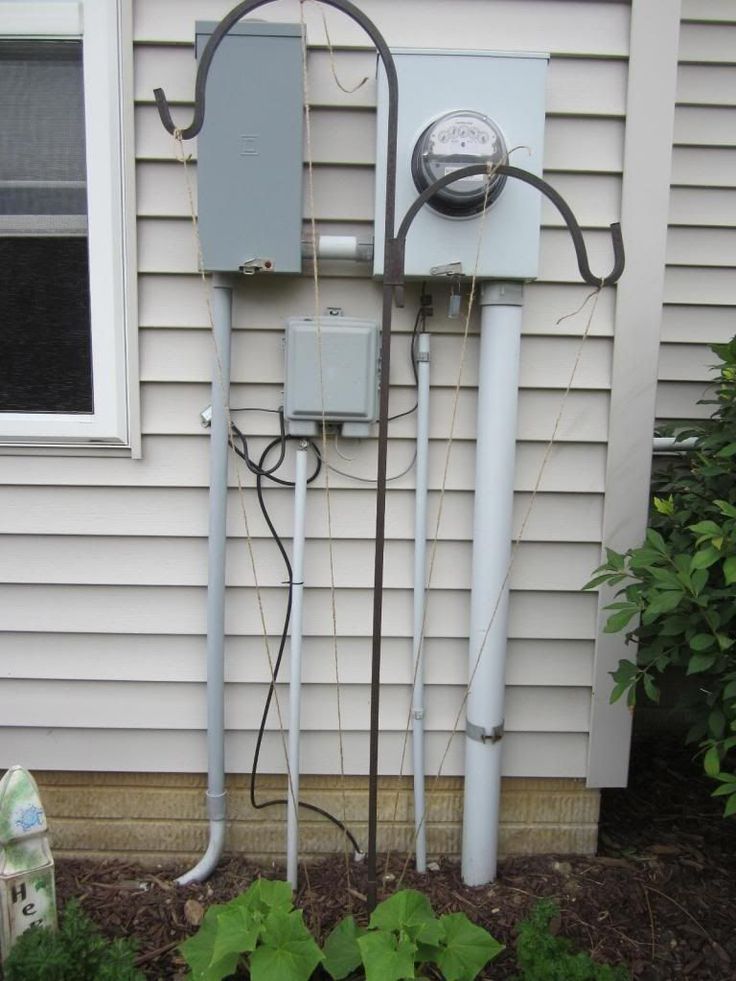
(411, 110, 508, 218)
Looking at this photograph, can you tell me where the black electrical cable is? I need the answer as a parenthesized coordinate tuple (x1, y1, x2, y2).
(387, 287, 430, 422)
(230, 407, 287, 478)
(245, 435, 363, 856)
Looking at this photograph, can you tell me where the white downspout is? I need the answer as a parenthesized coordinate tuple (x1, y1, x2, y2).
(412, 331, 431, 872)
(286, 441, 309, 888)
(177, 274, 232, 886)
(462, 281, 524, 886)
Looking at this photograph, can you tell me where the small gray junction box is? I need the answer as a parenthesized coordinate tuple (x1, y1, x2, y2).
(284, 317, 380, 437)
(195, 21, 304, 274)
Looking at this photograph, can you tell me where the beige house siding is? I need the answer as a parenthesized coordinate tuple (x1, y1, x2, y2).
(2, 0, 632, 799)
(659, 2, 736, 424)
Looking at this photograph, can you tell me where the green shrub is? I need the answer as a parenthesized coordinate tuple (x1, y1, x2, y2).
(515, 900, 628, 981)
(179, 877, 323, 981)
(180, 881, 503, 981)
(585, 337, 736, 816)
(3, 899, 143, 981)
(322, 888, 503, 981)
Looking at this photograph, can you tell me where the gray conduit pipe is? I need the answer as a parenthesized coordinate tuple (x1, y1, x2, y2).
(462, 282, 524, 886)
(286, 442, 309, 888)
(411, 332, 431, 872)
(177, 274, 233, 886)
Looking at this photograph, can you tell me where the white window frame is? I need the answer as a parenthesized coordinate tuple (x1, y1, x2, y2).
(0, 0, 137, 449)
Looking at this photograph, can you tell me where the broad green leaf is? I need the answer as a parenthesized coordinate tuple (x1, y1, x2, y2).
(724, 792, 736, 817)
(323, 916, 364, 980)
(436, 913, 504, 981)
(642, 674, 660, 703)
(717, 633, 735, 651)
(609, 681, 630, 704)
(690, 547, 721, 571)
(240, 878, 294, 915)
(210, 904, 261, 965)
(603, 547, 627, 571)
(250, 909, 324, 981)
(723, 680, 736, 700)
(687, 652, 717, 674)
(715, 770, 736, 783)
(689, 633, 715, 652)
(708, 708, 726, 740)
(688, 520, 721, 536)
(582, 573, 618, 591)
(642, 590, 684, 623)
(711, 781, 736, 797)
(369, 889, 441, 944)
(653, 496, 674, 515)
(715, 499, 736, 518)
(179, 909, 240, 981)
(645, 528, 667, 553)
(704, 746, 721, 779)
(357, 931, 416, 981)
(716, 441, 736, 458)
(604, 608, 639, 633)
(724, 556, 736, 585)
(691, 568, 709, 595)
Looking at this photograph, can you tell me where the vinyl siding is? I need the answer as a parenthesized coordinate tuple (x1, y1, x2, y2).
(1, 0, 631, 780)
(658, 6, 736, 424)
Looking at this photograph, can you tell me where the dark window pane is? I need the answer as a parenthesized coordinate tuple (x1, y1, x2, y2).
(0, 39, 91, 416)
(0, 237, 92, 413)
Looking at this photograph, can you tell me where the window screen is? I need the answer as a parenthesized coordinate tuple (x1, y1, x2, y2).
(0, 39, 92, 414)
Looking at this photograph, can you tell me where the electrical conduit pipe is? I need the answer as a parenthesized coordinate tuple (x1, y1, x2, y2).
(177, 274, 233, 886)
(412, 331, 431, 872)
(286, 442, 309, 888)
(461, 282, 524, 886)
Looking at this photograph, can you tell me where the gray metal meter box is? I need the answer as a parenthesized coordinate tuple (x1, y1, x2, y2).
(195, 21, 304, 274)
(373, 49, 548, 280)
(284, 317, 380, 437)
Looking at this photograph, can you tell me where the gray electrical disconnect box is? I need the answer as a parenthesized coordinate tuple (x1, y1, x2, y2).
(195, 21, 304, 274)
(284, 317, 380, 438)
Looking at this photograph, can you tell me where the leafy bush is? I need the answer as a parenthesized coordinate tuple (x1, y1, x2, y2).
(179, 877, 323, 981)
(585, 337, 736, 815)
(180, 881, 503, 981)
(322, 888, 503, 981)
(2, 899, 143, 981)
(514, 899, 628, 980)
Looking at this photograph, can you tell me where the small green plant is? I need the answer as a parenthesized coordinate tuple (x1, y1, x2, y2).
(322, 888, 503, 981)
(2, 899, 143, 981)
(179, 877, 323, 981)
(584, 338, 736, 816)
(514, 899, 628, 981)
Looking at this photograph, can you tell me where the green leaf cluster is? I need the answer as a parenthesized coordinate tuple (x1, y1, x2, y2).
(179, 878, 323, 981)
(322, 888, 503, 981)
(514, 900, 628, 981)
(3, 900, 144, 981)
(584, 337, 736, 816)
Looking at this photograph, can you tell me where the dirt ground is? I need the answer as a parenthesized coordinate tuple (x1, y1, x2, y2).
(50, 737, 736, 979)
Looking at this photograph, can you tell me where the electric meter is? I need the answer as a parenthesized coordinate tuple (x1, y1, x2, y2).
(411, 110, 507, 218)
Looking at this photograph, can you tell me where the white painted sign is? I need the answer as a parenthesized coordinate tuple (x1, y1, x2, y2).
(0, 766, 57, 962)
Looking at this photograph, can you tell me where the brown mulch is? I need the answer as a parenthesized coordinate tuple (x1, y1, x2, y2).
(51, 737, 736, 979)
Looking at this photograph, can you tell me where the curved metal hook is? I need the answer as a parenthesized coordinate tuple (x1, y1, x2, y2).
(154, 0, 396, 147)
(391, 163, 624, 302)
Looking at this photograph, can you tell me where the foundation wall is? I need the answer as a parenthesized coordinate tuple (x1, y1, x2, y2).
(36, 772, 600, 867)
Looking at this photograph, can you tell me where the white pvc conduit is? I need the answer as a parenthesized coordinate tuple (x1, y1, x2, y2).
(177, 274, 233, 886)
(286, 442, 309, 888)
(411, 332, 431, 872)
(461, 282, 524, 886)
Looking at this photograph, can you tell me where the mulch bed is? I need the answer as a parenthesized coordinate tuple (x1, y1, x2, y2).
(49, 737, 736, 979)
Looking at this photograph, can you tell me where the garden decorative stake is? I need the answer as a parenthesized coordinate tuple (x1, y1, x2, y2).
(0, 766, 57, 962)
